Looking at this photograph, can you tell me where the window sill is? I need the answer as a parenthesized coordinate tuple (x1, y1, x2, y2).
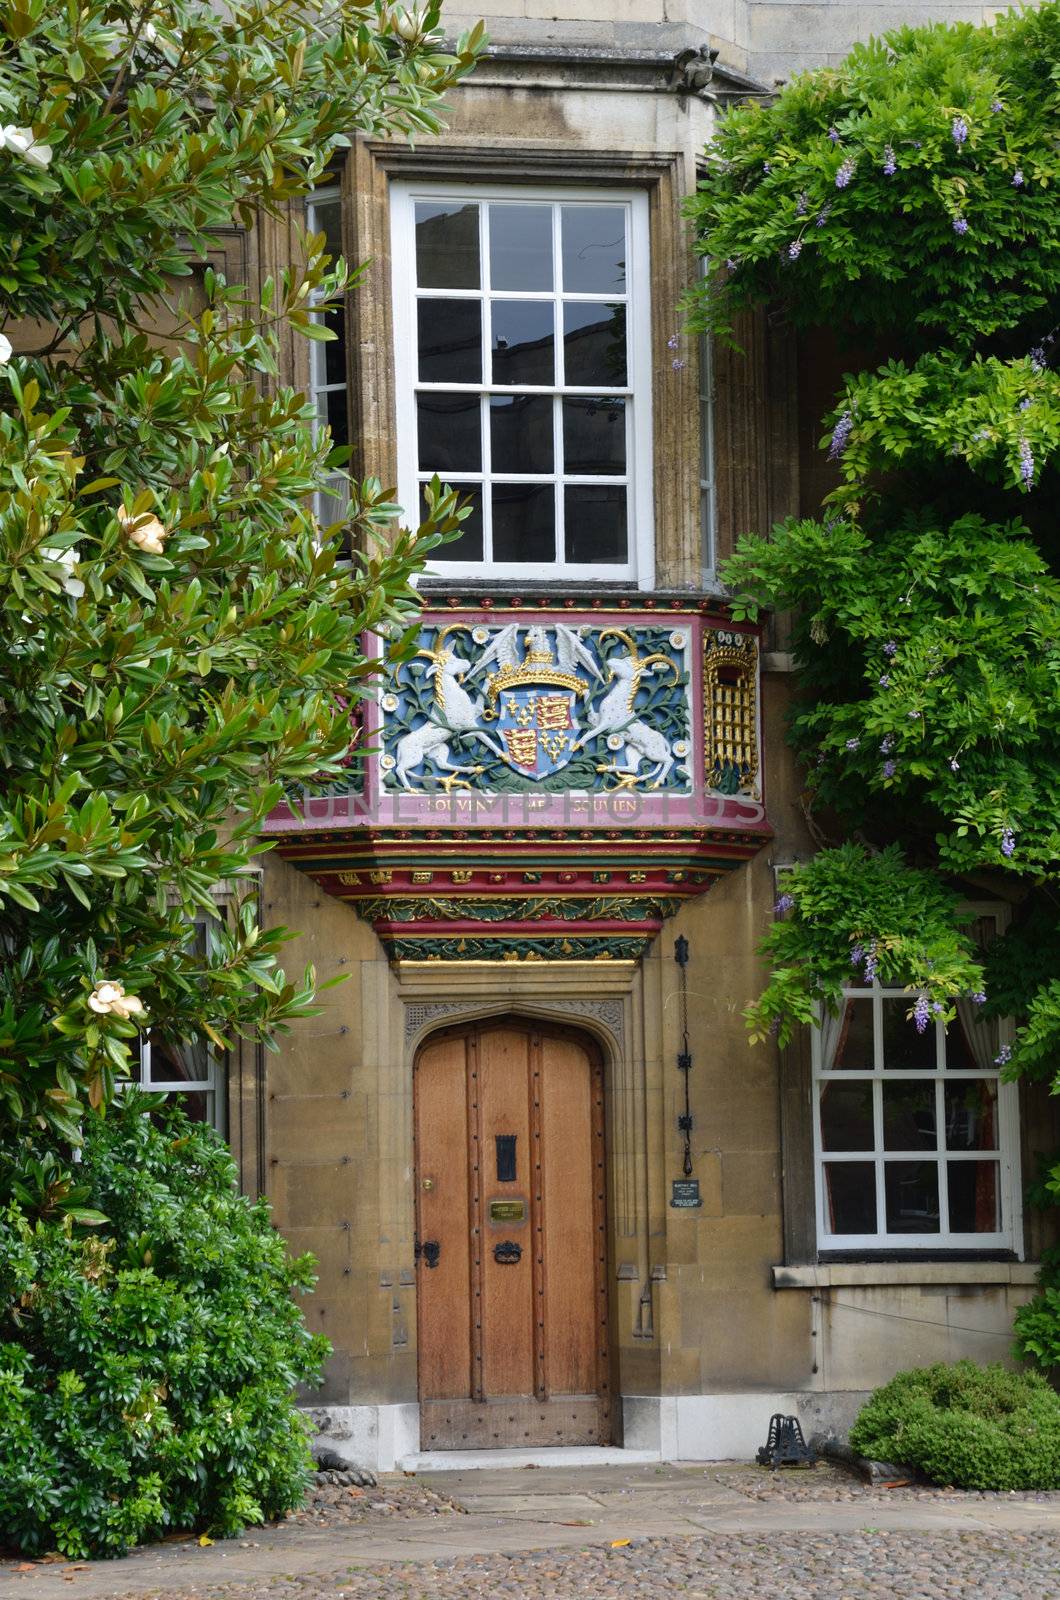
(773, 1262, 1040, 1290)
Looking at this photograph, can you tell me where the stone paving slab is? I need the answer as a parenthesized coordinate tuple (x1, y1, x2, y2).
(2, 1462, 1057, 1600)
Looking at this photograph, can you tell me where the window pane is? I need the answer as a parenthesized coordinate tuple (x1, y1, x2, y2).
(415, 201, 479, 289)
(823, 1162, 876, 1234)
(562, 396, 626, 475)
(325, 389, 349, 450)
(884, 1160, 940, 1233)
(820, 1080, 874, 1152)
(946, 1010, 999, 1069)
(418, 393, 482, 472)
(827, 999, 873, 1069)
(947, 1161, 1000, 1232)
(490, 395, 553, 475)
(561, 204, 626, 293)
(882, 1080, 937, 1151)
(147, 1036, 210, 1086)
(564, 485, 627, 564)
(489, 204, 553, 291)
(944, 1079, 998, 1151)
(418, 298, 481, 383)
(563, 302, 627, 387)
(310, 198, 343, 260)
(881, 998, 938, 1070)
(492, 483, 555, 563)
(319, 306, 346, 385)
(420, 483, 483, 562)
(173, 1090, 217, 1128)
(491, 301, 554, 386)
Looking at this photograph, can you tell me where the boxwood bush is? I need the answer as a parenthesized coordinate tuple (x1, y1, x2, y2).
(0, 1096, 329, 1558)
(849, 1360, 1060, 1490)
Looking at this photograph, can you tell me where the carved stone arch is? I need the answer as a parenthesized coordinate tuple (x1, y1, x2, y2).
(404, 996, 625, 1070)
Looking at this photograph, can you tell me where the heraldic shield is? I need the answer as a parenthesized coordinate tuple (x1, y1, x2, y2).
(497, 686, 580, 779)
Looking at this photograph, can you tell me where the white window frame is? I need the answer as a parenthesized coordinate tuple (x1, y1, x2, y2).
(811, 906, 1021, 1255)
(132, 917, 227, 1136)
(700, 328, 717, 581)
(390, 181, 655, 587)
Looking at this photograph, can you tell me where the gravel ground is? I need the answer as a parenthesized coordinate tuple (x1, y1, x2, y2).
(288, 1475, 465, 1528)
(114, 1529, 1060, 1599)
(703, 1460, 1060, 1504)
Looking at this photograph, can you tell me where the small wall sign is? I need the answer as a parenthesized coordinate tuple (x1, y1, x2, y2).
(489, 1199, 526, 1223)
(670, 1179, 702, 1209)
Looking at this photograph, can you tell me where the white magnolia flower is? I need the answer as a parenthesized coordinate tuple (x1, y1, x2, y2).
(40, 545, 85, 598)
(1, 125, 53, 170)
(88, 980, 146, 1021)
(118, 506, 168, 555)
(0, 333, 11, 365)
(390, 6, 424, 42)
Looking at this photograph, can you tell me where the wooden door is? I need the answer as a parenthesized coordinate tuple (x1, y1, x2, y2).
(413, 1019, 610, 1449)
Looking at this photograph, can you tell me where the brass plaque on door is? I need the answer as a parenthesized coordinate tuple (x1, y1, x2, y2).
(488, 1199, 526, 1223)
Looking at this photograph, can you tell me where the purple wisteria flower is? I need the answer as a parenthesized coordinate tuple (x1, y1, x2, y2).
(952, 116, 969, 146)
(796, 191, 809, 216)
(828, 409, 854, 460)
(907, 710, 921, 720)
(949, 757, 960, 772)
(863, 943, 879, 981)
(953, 216, 969, 236)
(882, 145, 897, 176)
(994, 1043, 1012, 1066)
(850, 943, 865, 968)
(1012, 169, 1024, 188)
(991, 99, 1004, 113)
(931, 1000, 944, 1016)
(1019, 438, 1034, 488)
(913, 993, 931, 1034)
(763, 161, 771, 173)
(880, 733, 895, 754)
(725, 257, 738, 271)
(1001, 827, 1016, 857)
(667, 333, 679, 350)
(672, 358, 686, 371)
(775, 893, 795, 915)
(815, 203, 833, 228)
(835, 157, 857, 189)
(882, 759, 897, 778)
(788, 239, 803, 260)
(1030, 345, 1047, 371)
(845, 737, 860, 750)
(828, 126, 840, 143)
(970, 990, 987, 1006)
(879, 674, 890, 688)
(883, 640, 898, 657)
(1018, 397, 1033, 412)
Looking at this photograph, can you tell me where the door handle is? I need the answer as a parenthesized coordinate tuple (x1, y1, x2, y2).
(415, 1238, 440, 1269)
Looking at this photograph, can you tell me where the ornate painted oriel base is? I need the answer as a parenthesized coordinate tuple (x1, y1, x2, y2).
(267, 598, 771, 953)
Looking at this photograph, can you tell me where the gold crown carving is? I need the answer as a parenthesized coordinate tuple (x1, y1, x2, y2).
(486, 648, 589, 707)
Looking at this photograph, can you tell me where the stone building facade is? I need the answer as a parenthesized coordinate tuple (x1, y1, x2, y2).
(205, 3, 1058, 1468)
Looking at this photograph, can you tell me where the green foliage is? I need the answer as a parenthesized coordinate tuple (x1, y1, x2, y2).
(0, 1094, 329, 1558)
(0, 1, 485, 1151)
(848, 1361, 1060, 1489)
(758, 845, 981, 1045)
(688, 7, 1060, 1357)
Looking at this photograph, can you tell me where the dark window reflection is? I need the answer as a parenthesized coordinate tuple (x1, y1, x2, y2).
(562, 396, 625, 475)
(324, 388, 349, 450)
(561, 205, 626, 293)
(418, 298, 481, 383)
(882, 1080, 937, 1150)
(491, 301, 554, 386)
(415, 201, 480, 289)
(490, 395, 553, 475)
(313, 199, 343, 262)
(882, 999, 938, 1070)
(418, 392, 482, 472)
(820, 1080, 874, 1152)
(830, 1000, 874, 1070)
(948, 1161, 1000, 1232)
(564, 485, 627, 564)
(823, 1162, 876, 1233)
(420, 483, 483, 562)
(884, 1160, 940, 1232)
(492, 483, 555, 563)
(563, 302, 627, 387)
(489, 204, 553, 291)
(322, 306, 346, 385)
(944, 1079, 998, 1151)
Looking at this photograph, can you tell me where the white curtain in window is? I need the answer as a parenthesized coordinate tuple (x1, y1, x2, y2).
(954, 998, 996, 1071)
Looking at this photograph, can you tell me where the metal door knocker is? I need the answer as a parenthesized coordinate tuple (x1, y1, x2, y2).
(416, 1239, 441, 1268)
(493, 1240, 522, 1264)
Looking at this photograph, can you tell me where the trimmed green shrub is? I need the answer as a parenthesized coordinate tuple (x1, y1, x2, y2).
(0, 1095, 329, 1558)
(849, 1360, 1060, 1490)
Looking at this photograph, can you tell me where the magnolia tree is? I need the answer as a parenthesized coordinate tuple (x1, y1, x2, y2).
(688, 8, 1060, 1365)
(0, 2, 483, 1179)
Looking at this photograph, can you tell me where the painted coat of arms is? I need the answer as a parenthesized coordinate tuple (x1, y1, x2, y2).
(380, 621, 692, 794)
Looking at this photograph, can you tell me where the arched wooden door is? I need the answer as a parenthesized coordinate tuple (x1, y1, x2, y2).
(413, 1018, 610, 1449)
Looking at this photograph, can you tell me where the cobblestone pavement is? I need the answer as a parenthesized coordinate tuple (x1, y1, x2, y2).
(3, 1463, 1058, 1600)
